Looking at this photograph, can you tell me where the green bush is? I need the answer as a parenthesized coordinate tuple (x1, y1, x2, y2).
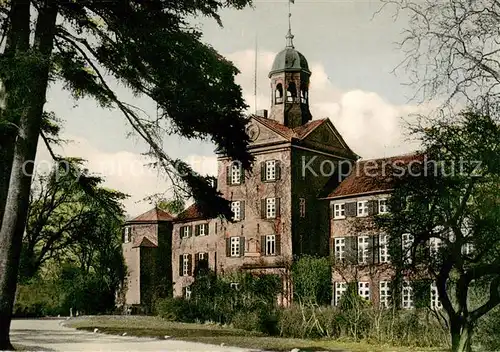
(477, 306, 500, 351)
(155, 297, 197, 323)
(231, 310, 261, 331)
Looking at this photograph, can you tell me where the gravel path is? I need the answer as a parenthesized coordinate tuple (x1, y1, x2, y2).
(10, 319, 258, 352)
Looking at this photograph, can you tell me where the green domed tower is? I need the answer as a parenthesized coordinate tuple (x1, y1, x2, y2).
(268, 29, 312, 128)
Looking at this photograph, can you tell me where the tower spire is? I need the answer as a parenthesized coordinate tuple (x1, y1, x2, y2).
(286, 0, 294, 48)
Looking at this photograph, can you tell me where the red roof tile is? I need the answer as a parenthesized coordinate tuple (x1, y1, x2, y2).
(252, 116, 328, 141)
(325, 153, 424, 199)
(174, 204, 206, 222)
(128, 207, 174, 223)
(133, 236, 158, 248)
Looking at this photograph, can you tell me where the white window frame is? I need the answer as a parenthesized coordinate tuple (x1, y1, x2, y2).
(230, 237, 240, 257)
(124, 227, 132, 243)
(265, 160, 276, 181)
(379, 281, 391, 308)
(230, 282, 240, 290)
(358, 282, 370, 301)
(334, 237, 345, 261)
(430, 282, 442, 310)
(299, 198, 306, 218)
(198, 252, 207, 261)
(357, 201, 369, 217)
(358, 235, 370, 264)
(402, 233, 414, 265)
(402, 281, 414, 309)
(334, 203, 345, 219)
(230, 162, 242, 185)
(181, 226, 191, 239)
(461, 242, 474, 256)
(231, 201, 241, 221)
(182, 254, 189, 276)
(198, 224, 207, 236)
(334, 282, 347, 306)
(379, 198, 388, 214)
(379, 234, 391, 263)
(185, 286, 192, 300)
(266, 234, 276, 255)
(429, 237, 442, 258)
(266, 197, 276, 219)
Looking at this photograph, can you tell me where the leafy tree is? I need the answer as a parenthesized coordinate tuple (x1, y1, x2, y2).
(20, 160, 127, 281)
(377, 111, 500, 352)
(292, 255, 332, 305)
(0, 0, 253, 348)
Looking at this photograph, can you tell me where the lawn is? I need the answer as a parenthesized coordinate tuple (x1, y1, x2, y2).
(66, 315, 445, 352)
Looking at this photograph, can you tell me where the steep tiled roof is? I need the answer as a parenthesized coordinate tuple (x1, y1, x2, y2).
(324, 153, 423, 199)
(252, 116, 328, 141)
(127, 207, 174, 223)
(174, 204, 207, 223)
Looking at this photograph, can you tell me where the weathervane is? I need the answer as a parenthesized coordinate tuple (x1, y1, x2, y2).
(286, 0, 295, 48)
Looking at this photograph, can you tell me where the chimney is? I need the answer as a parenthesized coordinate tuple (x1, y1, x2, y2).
(256, 109, 268, 118)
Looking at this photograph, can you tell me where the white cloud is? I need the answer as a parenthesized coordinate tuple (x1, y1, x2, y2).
(36, 48, 429, 215)
(35, 136, 218, 217)
(228, 49, 429, 159)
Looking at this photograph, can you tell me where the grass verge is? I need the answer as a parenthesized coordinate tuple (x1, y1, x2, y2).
(66, 316, 445, 352)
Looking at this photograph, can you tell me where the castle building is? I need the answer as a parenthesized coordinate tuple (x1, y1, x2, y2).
(121, 31, 444, 311)
(121, 207, 173, 312)
(170, 30, 357, 300)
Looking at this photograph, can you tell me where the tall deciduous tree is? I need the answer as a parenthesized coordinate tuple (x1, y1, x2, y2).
(0, 0, 253, 348)
(381, 0, 500, 111)
(377, 111, 500, 352)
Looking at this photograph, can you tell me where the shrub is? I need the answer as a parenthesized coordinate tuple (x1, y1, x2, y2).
(156, 297, 197, 323)
(231, 310, 261, 332)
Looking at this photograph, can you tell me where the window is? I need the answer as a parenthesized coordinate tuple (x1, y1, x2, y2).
(287, 81, 297, 102)
(124, 227, 132, 243)
(402, 233, 414, 264)
(181, 226, 191, 239)
(230, 282, 240, 290)
(230, 162, 242, 185)
(402, 281, 414, 309)
(275, 83, 283, 104)
(185, 286, 192, 300)
(358, 282, 370, 301)
(379, 199, 388, 213)
(430, 282, 442, 310)
(334, 237, 345, 261)
(334, 282, 347, 306)
(462, 242, 474, 256)
(266, 235, 276, 255)
(379, 281, 391, 308)
(230, 237, 240, 257)
(231, 201, 241, 221)
(182, 254, 189, 276)
(266, 198, 276, 219)
(358, 235, 370, 264)
(265, 160, 276, 181)
(197, 223, 208, 236)
(429, 237, 442, 258)
(357, 201, 369, 217)
(299, 198, 306, 218)
(198, 252, 207, 261)
(334, 203, 345, 219)
(379, 234, 391, 263)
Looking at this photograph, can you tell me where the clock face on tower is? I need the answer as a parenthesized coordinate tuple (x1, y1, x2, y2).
(246, 123, 260, 142)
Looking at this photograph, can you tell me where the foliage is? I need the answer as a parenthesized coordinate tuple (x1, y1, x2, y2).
(156, 270, 281, 333)
(291, 255, 332, 305)
(376, 111, 500, 352)
(19, 160, 127, 282)
(14, 262, 123, 317)
(381, 0, 500, 110)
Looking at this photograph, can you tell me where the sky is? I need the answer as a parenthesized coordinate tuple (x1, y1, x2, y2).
(36, 0, 431, 217)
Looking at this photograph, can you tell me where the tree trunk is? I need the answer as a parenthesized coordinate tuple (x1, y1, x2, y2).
(0, 2, 58, 348)
(451, 321, 473, 352)
(0, 144, 15, 228)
